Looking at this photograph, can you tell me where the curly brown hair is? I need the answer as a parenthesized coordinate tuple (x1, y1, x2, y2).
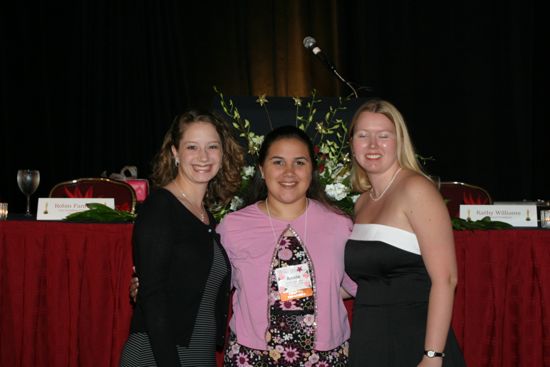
(150, 110, 244, 208)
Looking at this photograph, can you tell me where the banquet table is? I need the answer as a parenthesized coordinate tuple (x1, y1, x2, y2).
(0, 220, 134, 367)
(1, 220, 549, 367)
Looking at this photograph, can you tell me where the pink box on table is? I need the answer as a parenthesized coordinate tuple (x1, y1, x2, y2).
(127, 179, 149, 202)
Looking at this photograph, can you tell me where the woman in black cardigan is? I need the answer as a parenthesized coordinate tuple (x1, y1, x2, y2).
(120, 110, 243, 367)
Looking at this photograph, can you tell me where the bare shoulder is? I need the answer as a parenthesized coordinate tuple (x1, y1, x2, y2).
(397, 171, 450, 228)
(398, 171, 441, 204)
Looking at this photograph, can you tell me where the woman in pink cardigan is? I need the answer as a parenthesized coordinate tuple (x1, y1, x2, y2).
(219, 126, 356, 366)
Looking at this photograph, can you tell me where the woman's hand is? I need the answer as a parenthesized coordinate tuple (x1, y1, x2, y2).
(129, 266, 140, 302)
(417, 355, 443, 367)
(340, 287, 352, 299)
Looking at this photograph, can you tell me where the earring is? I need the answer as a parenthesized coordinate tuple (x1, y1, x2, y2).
(175, 158, 180, 167)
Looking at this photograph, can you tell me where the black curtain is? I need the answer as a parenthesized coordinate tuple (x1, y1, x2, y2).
(1, 0, 546, 213)
(338, 1, 545, 204)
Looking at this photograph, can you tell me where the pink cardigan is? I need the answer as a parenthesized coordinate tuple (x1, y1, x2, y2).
(217, 200, 357, 351)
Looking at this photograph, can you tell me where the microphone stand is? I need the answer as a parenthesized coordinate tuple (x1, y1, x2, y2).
(331, 69, 359, 99)
(304, 36, 368, 99)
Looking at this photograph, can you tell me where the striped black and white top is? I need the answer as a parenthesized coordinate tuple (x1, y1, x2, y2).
(120, 240, 229, 367)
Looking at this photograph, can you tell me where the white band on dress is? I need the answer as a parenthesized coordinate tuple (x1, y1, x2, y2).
(349, 223, 420, 255)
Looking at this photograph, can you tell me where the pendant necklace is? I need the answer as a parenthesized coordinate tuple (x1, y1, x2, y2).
(369, 167, 402, 202)
(265, 198, 308, 245)
(175, 181, 207, 223)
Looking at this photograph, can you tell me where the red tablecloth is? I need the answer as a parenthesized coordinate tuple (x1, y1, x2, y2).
(0, 221, 134, 367)
(1, 221, 549, 366)
(451, 229, 550, 367)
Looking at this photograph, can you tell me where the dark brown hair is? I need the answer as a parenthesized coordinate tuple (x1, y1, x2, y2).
(245, 125, 343, 214)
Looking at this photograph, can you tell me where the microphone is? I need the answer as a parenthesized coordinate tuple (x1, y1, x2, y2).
(303, 36, 358, 98)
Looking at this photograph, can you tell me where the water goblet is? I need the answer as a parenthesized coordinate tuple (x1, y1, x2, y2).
(17, 169, 40, 216)
(430, 175, 441, 190)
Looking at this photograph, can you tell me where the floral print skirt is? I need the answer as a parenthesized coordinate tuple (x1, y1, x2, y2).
(223, 331, 349, 367)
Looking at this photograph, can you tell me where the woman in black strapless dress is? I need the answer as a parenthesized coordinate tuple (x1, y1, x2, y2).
(344, 99, 466, 367)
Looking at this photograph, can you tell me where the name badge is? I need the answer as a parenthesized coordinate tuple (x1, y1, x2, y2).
(274, 264, 313, 301)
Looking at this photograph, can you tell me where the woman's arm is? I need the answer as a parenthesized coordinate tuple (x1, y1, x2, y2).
(341, 272, 357, 299)
(133, 194, 181, 366)
(405, 176, 458, 367)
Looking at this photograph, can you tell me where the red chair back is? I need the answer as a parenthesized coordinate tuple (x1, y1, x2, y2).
(49, 178, 137, 213)
(440, 181, 492, 218)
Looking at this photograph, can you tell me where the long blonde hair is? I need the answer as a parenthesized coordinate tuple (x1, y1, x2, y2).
(348, 99, 427, 193)
(151, 110, 244, 208)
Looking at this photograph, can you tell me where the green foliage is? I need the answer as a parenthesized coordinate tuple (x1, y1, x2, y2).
(64, 203, 136, 223)
(451, 216, 512, 230)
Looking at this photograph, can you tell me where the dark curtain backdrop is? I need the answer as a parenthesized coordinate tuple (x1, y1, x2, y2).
(0, 0, 546, 213)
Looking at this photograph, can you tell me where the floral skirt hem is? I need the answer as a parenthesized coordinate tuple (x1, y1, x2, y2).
(223, 332, 349, 367)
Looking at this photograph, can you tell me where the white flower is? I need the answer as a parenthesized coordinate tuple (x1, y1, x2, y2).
(247, 132, 264, 154)
(242, 165, 255, 178)
(318, 142, 331, 155)
(325, 183, 350, 201)
(229, 196, 244, 211)
(327, 162, 349, 183)
(351, 194, 360, 203)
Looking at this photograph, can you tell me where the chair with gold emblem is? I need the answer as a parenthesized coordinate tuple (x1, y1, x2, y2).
(439, 181, 492, 218)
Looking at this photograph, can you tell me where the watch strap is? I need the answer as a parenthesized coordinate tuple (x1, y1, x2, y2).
(424, 350, 445, 358)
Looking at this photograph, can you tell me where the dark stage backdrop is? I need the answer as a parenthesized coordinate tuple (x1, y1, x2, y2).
(0, 0, 546, 214)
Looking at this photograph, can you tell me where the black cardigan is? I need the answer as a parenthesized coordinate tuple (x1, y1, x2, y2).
(129, 188, 231, 366)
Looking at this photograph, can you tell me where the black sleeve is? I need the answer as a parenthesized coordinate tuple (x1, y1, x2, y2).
(133, 191, 180, 366)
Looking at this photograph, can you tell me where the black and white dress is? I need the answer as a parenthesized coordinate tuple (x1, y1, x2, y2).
(345, 224, 466, 366)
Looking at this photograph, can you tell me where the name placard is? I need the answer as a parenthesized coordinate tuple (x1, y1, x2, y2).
(459, 204, 538, 227)
(37, 198, 115, 221)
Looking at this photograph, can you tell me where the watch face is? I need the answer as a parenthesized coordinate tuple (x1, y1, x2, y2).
(427, 351, 436, 357)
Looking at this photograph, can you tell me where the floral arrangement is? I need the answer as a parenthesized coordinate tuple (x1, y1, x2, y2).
(212, 87, 359, 221)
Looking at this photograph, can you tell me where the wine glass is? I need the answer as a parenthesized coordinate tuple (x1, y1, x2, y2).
(17, 169, 40, 216)
(430, 175, 441, 190)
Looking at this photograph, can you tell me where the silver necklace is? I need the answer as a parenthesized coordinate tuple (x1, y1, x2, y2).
(175, 181, 207, 223)
(265, 198, 308, 245)
(369, 167, 402, 202)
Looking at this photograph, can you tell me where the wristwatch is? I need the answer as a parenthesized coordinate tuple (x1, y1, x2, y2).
(424, 350, 445, 358)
